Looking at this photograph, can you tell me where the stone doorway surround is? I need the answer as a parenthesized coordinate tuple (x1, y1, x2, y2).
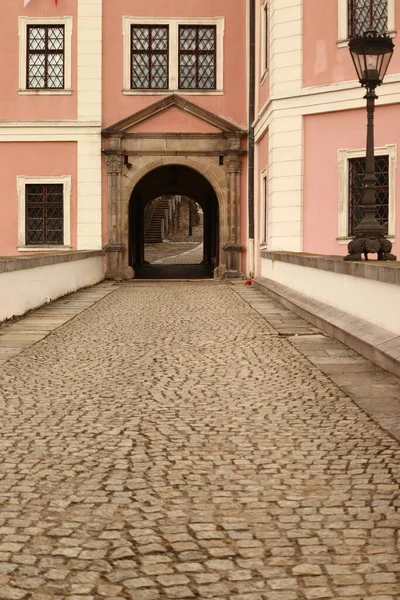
(102, 94, 247, 279)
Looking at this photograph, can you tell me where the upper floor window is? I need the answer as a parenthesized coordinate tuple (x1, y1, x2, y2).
(179, 26, 216, 89)
(131, 25, 169, 90)
(27, 25, 64, 89)
(124, 17, 224, 94)
(19, 17, 73, 95)
(348, 0, 388, 37)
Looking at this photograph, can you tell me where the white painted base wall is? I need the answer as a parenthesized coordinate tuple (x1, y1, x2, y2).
(261, 258, 400, 335)
(0, 256, 104, 323)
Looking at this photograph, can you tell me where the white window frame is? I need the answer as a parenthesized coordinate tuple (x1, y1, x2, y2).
(338, 0, 395, 47)
(18, 16, 73, 95)
(123, 16, 225, 95)
(337, 145, 397, 243)
(17, 175, 72, 251)
(260, 169, 268, 246)
(261, 1, 268, 79)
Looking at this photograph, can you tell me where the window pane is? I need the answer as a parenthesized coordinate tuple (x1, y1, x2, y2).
(25, 184, 64, 245)
(131, 25, 168, 89)
(179, 25, 216, 90)
(28, 27, 46, 51)
(348, 0, 388, 37)
(27, 25, 65, 89)
(348, 155, 389, 235)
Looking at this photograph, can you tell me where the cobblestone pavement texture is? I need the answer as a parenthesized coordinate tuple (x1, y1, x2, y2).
(0, 283, 399, 600)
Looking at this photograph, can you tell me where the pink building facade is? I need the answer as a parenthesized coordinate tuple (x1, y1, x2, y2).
(0, 0, 248, 278)
(0, 0, 399, 280)
(253, 0, 400, 277)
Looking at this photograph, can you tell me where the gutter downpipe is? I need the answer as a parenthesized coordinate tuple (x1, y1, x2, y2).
(248, 0, 256, 275)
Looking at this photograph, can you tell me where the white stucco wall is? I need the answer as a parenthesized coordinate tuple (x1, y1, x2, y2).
(261, 258, 400, 335)
(0, 256, 104, 322)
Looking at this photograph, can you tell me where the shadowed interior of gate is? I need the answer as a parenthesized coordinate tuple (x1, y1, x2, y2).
(129, 165, 219, 279)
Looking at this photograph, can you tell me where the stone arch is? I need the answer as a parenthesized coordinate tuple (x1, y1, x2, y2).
(104, 144, 244, 280)
(121, 156, 229, 270)
(125, 161, 222, 277)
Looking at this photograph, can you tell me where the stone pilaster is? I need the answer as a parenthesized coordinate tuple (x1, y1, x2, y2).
(223, 155, 244, 278)
(104, 152, 128, 279)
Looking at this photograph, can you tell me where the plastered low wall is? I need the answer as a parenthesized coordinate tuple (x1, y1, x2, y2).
(260, 252, 400, 335)
(0, 251, 105, 323)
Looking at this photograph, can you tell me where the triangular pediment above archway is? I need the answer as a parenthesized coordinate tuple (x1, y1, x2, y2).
(102, 94, 246, 136)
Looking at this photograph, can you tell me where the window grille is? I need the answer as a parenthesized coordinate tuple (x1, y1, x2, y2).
(131, 25, 169, 89)
(179, 26, 216, 89)
(25, 184, 64, 245)
(27, 25, 64, 89)
(348, 155, 389, 235)
(348, 0, 388, 37)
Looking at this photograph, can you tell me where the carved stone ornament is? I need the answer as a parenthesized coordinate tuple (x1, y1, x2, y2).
(345, 235, 397, 261)
(103, 242, 125, 253)
(225, 155, 242, 174)
(223, 242, 243, 253)
(106, 155, 124, 174)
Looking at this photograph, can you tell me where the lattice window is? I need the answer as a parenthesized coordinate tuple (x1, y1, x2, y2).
(131, 25, 169, 89)
(27, 25, 64, 89)
(348, 0, 388, 37)
(25, 184, 64, 245)
(179, 26, 216, 89)
(348, 155, 389, 235)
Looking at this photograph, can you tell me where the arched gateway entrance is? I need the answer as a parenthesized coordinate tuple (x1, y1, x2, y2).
(102, 94, 246, 280)
(130, 165, 219, 279)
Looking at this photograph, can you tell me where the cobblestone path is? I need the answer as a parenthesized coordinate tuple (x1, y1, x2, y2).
(0, 283, 399, 600)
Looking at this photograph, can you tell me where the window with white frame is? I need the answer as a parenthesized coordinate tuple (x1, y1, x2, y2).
(19, 17, 73, 94)
(261, 1, 268, 75)
(123, 17, 224, 93)
(337, 145, 396, 241)
(338, 0, 395, 44)
(260, 171, 268, 244)
(17, 176, 71, 250)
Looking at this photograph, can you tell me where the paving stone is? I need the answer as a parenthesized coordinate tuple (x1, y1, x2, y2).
(0, 283, 399, 599)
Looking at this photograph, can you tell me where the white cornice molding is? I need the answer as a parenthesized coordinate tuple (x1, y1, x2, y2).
(0, 121, 101, 128)
(254, 74, 400, 140)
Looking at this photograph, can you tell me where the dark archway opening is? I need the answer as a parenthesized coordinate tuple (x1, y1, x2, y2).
(129, 165, 219, 279)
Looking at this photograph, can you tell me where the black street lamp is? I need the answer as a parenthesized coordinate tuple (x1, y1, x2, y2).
(345, 30, 396, 261)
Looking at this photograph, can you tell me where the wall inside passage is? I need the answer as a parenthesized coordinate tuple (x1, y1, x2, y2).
(303, 106, 400, 257)
(0, 0, 77, 121)
(303, 0, 400, 87)
(261, 258, 400, 336)
(0, 254, 104, 323)
(0, 141, 78, 256)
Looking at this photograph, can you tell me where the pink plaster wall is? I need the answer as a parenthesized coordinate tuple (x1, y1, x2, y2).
(0, 0, 77, 121)
(303, 1, 400, 87)
(303, 107, 400, 257)
(132, 107, 221, 134)
(0, 142, 77, 256)
(102, 0, 247, 130)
